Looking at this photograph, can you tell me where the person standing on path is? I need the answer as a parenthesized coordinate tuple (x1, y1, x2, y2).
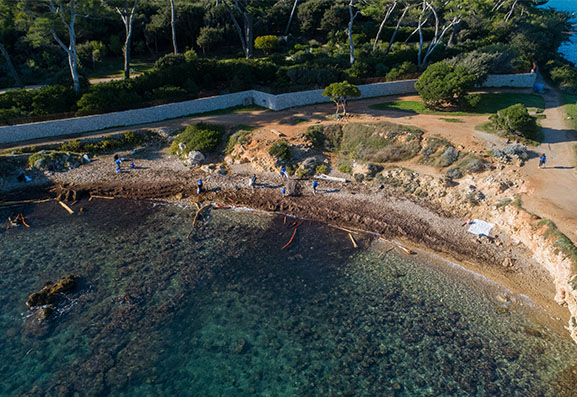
(539, 153, 547, 168)
(249, 174, 256, 189)
(281, 187, 287, 196)
(312, 180, 319, 195)
(280, 167, 289, 180)
(197, 179, 203, 194)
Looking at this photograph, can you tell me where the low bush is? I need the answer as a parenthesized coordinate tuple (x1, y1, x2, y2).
(338, 163, 352, 174)
(255, 35, 280, 54)
(315, 164, 329, 175)
(489, 104, 537, 140)
(76, 82, 142, 115)
(269, 141, 291, 161)
(306, 126, 325, 148)
(420, 137, 459, 167)
(170, 123, 224, 155)
(225, 129, 252, 154)
(0, 85, 77, 121)
(59, 130, 150, 154)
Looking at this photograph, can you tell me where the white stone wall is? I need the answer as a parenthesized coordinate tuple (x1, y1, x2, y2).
(0, 73, 536, 144)
(482, 73, 537, 88)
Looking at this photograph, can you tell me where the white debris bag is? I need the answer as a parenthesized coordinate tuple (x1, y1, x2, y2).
(467, 219, 494, 237)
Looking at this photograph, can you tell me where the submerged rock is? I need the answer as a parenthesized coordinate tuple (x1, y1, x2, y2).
(27, 274, 80, 315)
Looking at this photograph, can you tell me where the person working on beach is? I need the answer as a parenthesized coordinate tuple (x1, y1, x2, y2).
(280, 167, 289, 180)
(539, 153, 547, 168)
(249, 174, 256, 189)
(312, 180, 319, 195)
(197, 179, 203, 194)
(114, 155, 122, 172)
(281, 187, 287, 196)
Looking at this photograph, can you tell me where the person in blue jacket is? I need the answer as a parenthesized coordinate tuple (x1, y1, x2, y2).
(312, 180, 319, 195)
(197, 179, 203, 194)
(539, 153, 547, 168)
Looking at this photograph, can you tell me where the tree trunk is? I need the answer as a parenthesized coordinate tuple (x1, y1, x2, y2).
(348, 1, 358, 66)
(50, 18, 80, 92)
(226, 3, 248, 58)
(385, 5, 409, 55)
(119, 0, 139, 80)
(284, 0, 299, 36)
(69, 29, 80, 92)
(124, 26, 132, 79)
(0, 43, 23, 88)
(170, 0, 178, 54)
(244, 13, 254, 59)
(417, 6, 425, 66)
(373, 1, 397, 52)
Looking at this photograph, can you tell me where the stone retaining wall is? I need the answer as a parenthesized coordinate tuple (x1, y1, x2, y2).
(0, 73, 536, 144)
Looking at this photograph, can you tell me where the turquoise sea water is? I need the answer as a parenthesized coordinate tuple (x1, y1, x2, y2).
(1, 199, 577, 395)
(546, 0, 577, 64)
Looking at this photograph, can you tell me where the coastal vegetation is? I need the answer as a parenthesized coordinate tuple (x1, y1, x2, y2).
(489, 104, 538, 141)
(268, 141, 292, 162)
(0, 0, 574, 123)
(169, 123, 224, 156)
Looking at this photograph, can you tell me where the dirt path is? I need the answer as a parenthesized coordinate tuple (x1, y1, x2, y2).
(519, 84, 577, 242)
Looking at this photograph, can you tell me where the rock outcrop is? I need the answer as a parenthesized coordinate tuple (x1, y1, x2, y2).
(27, 274, 80, 319)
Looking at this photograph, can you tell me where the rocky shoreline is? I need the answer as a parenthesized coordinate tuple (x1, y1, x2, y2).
(2, 135, 576, 343)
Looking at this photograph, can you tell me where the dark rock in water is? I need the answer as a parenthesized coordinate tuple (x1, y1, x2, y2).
(41, 305, 55, 320)
(27, 275, 80, 319)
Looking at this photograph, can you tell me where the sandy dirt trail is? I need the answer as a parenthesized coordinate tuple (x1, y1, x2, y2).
(519, 85, 577, 242)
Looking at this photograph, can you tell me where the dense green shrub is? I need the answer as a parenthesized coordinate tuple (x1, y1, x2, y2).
(154, 54, 186, 70)
(0, 85, 76, 117)
(547, 61, 577, 90)
(150, 86, 189, 101)
(385, 61, 418, 81)
(76, 82, 142, 115)
(269, 141, 291, 161)
(0, 108, 26, 125)
(415, 62, 477, 110)
(170, 123, 224, 155)
(255, 35, 280, 54)
(306, 126, 325, 147)
(489, 104, 537, 139)
(445, 51, 498, 84)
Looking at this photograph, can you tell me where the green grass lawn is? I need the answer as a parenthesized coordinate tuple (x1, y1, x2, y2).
(87, 57, 156, 80)
(440, 118, 464, 123)
(370, 93, 545, 116)
(561, 94, 577, 131)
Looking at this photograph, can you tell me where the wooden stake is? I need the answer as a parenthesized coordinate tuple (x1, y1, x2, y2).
(0, 198, 51, 208)
(187, 204, 211, 239)
(349, 233, 358, 248)
(89, 195, 114, 200)
(390, 239, 415, 255)
(18, 213, 30, 228)
(281, 228, 298, 250)
(335, 225, 359, 235)
(58, 201, 74, 214)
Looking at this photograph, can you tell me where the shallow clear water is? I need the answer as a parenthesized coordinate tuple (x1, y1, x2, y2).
(1, 200, 576, 396)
